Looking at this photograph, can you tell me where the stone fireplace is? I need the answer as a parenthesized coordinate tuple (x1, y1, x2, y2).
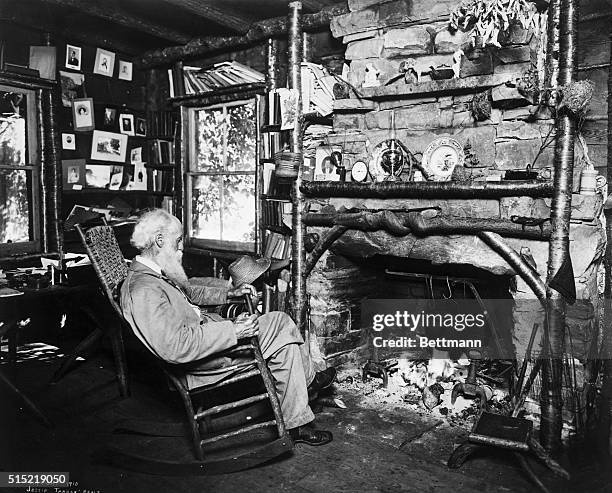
(305, 0, 605, 383)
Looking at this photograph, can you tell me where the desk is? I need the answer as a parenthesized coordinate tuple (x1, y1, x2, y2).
(0, 283, 100, 426)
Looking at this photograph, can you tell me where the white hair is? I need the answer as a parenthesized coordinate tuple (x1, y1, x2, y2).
(130, 209, 179, 252)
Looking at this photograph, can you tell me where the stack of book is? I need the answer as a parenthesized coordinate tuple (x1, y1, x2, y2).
(262, 199, 291, 228)
(263, 231, 291, 260)
(261, 131, 289, 160)
(301, 62, 338, 117)
(265, 88, 299, 129)
(173, 61, 265, 96)
(148, 169, 174, 193)
(303, 123, 332, 159)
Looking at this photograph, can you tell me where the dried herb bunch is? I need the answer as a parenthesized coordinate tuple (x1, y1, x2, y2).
(449, 0, 539, 47)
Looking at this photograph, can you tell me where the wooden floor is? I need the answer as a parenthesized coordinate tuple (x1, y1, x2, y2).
(1, 347, 610, 493)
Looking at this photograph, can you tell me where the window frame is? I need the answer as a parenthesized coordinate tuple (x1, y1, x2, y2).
(0, 83, 41, 256)
(183, 96, 260, 254)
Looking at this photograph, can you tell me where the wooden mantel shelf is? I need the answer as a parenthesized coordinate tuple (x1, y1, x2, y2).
(358, 73, 518, 100)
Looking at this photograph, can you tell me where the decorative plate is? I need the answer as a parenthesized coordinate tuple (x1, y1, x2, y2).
(368, 139, 411, 182)
(421, 138, 464, 181)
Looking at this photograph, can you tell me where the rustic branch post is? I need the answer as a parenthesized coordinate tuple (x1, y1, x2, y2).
(541, 0, 577, 455)
(288, 1, 307, 334)
(601, 30, 612, 456)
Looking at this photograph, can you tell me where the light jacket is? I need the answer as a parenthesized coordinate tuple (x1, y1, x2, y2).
(120, 259, 240, 387)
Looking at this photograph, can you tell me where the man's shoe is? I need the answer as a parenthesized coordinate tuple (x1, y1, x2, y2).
(289, 425, 333, 446)
(307, 367, 337, 395)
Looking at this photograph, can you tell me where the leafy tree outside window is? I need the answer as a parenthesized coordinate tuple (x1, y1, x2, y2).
(186, 99, 257, 252)
(0, 85, 40, 255)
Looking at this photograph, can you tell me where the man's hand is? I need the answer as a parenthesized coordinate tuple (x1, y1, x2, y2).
(228, 283, 257, 299)
(233, 313, 259, 339)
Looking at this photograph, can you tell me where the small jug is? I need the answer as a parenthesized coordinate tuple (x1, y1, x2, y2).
(580, 167, 606, 195)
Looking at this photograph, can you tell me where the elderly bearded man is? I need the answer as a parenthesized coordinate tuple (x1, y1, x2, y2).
(120, 209, 334, 446)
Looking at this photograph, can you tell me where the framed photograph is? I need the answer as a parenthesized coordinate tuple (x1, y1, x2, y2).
(93, 48, 115, 77)
(59, 71, 84, 107)
(62, 159, 86, 189)
(119, 114, 135, 136)
(135, 117, 146, 136)
(118, 60, 133, 81)
(314, 146, 342, 181)
(90, 130, 128, 163)
(85, 164, 111, 188)
(61, 133, 76, 150)
(128, 162, 147, 190)
(65, 44, 81, 71)
(72, 98, 94, 131)
(130, 147, 143, 164)
(102, 107, 117, 130)
(109, 165, 124, 190)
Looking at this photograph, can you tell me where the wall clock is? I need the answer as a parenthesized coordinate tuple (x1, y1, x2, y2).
(351, 160, 368, 182)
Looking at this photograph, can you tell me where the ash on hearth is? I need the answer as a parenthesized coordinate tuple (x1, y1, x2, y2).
(335, 354, 515, 429)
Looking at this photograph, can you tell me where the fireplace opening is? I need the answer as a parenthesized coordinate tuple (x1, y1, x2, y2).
(314, 253, 520, 425)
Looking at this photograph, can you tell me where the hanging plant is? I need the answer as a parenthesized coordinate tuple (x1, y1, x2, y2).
(449, 0, 539, 48)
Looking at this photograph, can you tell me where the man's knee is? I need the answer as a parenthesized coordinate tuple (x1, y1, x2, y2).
(258, 311, 302, 347)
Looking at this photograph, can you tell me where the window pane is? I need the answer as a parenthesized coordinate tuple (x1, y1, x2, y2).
(221, 174, 256, 242)
(0, 90, 27, 165)
(194, 108, 225, 172)
(191, 173, 255, 244)
(191, 175, 221, 240)
(227, 102, 256, 172)
(0, 168, 32, 243)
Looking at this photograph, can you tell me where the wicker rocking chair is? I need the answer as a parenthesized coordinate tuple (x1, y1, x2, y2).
(76, 225, 292, 470)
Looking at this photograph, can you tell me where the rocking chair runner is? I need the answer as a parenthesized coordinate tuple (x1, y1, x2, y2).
(75, 224, 292, 467)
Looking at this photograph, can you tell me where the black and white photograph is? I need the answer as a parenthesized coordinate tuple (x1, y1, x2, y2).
(71, 97, 94, 131)
(130, 146, 143, 164)
(61, 132, 76, 150)
(65, 44, 81, 70)
(4, 1, 612, 493)
(59, 70, 85, 107)
(118, 60, 133, 81)
(135, 117, 147, 136)
(119, 113, 135, 136)
(85, 163, 111, 188)
(103, 106, 118, 129)
(61, 158, 85, 188)
(93, 47, 115, 77)
(90, 130, 127, 163)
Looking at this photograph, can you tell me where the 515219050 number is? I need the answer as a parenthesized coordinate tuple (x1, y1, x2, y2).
(0, 472, 70, 487)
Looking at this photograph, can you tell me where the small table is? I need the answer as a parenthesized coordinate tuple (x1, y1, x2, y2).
(0, 283, 99, 427)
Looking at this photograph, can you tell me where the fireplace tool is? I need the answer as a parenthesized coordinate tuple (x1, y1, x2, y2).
(451, 349, 489, 410)
(362, 344, 398, 388)
(362, 359, 399, 388)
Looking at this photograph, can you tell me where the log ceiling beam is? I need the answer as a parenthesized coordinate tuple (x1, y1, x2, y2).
(37, 0, 191, 44)
(136, 3, 349, 68)
(164, 0, 253, 34)
(0, 4, 141, 55)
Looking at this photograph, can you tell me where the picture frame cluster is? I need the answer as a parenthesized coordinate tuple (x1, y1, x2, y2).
(59, 42, 149, 192)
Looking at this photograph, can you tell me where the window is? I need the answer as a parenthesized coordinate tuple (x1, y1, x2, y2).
(0, 85, 40, 255)
(185, 98, 258, 252)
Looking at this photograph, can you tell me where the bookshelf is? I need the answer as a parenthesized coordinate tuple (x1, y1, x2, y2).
(258, 90, 293, 262)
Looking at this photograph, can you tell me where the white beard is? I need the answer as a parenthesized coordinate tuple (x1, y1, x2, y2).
(157, 249, 189, 290)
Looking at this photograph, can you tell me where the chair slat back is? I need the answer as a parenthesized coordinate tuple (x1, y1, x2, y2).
(75, 224, 128, 318)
